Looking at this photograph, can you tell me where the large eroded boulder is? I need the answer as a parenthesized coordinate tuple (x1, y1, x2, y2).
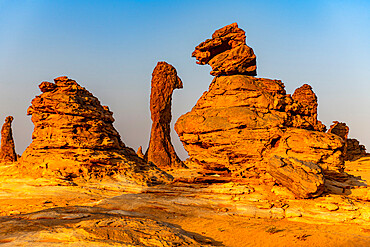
(175, 23, 346, 198)
(18, 76, 172, 185)
(175, 75, 344, 179)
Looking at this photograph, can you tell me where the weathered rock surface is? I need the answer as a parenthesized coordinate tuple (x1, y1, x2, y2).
(17, 76, 171, 185)
(145, 62, 185, 168)
(176, 24, 346, 198)
(192, 23, 257, 76)
(290, 84, 326, 131)
(267, 155, 325, 198)
(175, 75, 344, 180)
(0, 116, 17, 163)
(0, 207, 203, 247)
(328, 121, 367, 161)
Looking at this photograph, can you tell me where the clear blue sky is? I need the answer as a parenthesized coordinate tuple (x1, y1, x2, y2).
(0, 0, 369, 159)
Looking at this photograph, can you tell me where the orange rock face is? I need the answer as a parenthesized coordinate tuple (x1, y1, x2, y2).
(18, 76, 172, 185)
(192, 23, 257, 76)
(290, 84, 326, 131)
(176, 24, 346, 198)
(0, 116, 17, 163)
(145, 62, 185, 168)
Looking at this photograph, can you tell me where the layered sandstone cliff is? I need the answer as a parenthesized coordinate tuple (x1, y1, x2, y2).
(18, 76, 171, 185)
(175, 23, 345, 198)
(0, 116, 17, 163)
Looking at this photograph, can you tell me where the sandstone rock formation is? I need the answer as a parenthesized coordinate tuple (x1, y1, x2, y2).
(192, 23, 257, 76)
(346, 138, 366, 160)
(328, 121, 366, 161)
(18, 76, 172, 185)
(0, 116, 17, 163)
(175, 24, 345, 198)
(290, 84, 326, 131)
(145, 62, 185, 168)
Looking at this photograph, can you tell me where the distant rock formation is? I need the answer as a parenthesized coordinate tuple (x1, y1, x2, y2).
(176, 23, 345, 198)
(145, 62, 185, 168)
(328, 121, 366, 160)
(192, 23, 256, 76)
(0, 116, 17, 163)
(18, 76, 172, 185)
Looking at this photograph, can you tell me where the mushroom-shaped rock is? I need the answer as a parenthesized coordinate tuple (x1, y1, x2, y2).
(145, 62, 185, 168)
(192, 23, 257, 76)
(0, 116, 17, 163)
(18, 76, 172, 185)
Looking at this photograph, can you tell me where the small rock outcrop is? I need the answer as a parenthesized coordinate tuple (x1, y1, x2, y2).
(346, 139, 367, 160)
(0, 116, 17, 163)
(175, 23, 345, 198)
(192, 23, 257, 76)
(328, 121, 366, 160)
(145, 62, 185, 168)
(290, 84, 326, 131)
(18, 76, 171, 185)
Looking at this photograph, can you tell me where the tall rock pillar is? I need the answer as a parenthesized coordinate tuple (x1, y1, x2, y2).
(146, 62, 185, 168)
(0, 116, 17, 163)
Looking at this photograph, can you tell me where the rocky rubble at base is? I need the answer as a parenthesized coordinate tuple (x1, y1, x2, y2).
(16, 76, 172, 185)
(176, 23, 348, 198)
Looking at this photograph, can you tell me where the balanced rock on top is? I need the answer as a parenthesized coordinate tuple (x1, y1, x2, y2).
(18, 76, 171, 185)
(176, 23, 345, 198)
(0, 116, 17, 163)
(145, 62, 185, 168)
(192, 23, 257, 76)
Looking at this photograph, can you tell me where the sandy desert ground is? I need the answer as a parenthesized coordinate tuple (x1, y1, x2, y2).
(0, 156, 369, 247)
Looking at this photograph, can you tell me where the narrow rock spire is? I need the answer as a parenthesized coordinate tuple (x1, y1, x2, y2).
(0, 116, 17, 163)
(146, 62, 185, 168)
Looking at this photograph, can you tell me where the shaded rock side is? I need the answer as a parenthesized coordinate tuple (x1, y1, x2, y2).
(145, 62, 185, 168)
(18, 76, 172, 185)
(346, 138, 367, 160)
(267, 155, 325, 198)
(175, 74, 344, 180)
(192, 23, 257, 76)
(328, 121, 349, 140)
(0, 116, 17, 163)
(328, 121, 366, 161)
